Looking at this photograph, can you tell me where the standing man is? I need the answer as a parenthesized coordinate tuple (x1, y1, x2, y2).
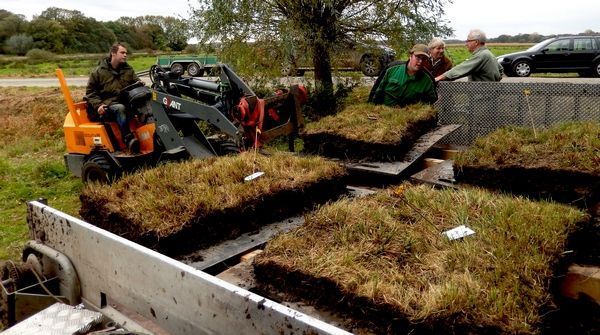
(428, 37, 453, 77)
(85, 42, 140, 149)
(370, 44, 437, 107)
(435, 29, 502, 82)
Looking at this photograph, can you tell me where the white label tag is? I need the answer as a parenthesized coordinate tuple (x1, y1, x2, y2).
(93, 137, 102, 145)
(244, 171, 264, 182)
(443, 225, 475, 241)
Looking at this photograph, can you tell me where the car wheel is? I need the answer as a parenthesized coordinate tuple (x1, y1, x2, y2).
(280, 62, 297, 76)
(593, 61, 600, 77)
(170, 63, 184, 75)
(512, 60, 531, 77)
(187, 63, 202, 76)
(360, 55, 382, 77)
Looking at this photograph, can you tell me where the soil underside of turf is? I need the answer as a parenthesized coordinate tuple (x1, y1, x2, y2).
(302, 117, 436, 162)
(253, 263, 505, 335)
(80, 179, 347, 256)
(455, 166, 599, 209)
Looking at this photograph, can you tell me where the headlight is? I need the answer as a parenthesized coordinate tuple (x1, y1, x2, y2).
(497, 57, 504, 63)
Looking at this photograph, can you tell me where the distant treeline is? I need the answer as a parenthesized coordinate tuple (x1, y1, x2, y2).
(0, 7, 190, 56)
(446, 30, 599, 44)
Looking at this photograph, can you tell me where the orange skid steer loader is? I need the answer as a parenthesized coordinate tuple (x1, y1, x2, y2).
(57, 64, 306, 183)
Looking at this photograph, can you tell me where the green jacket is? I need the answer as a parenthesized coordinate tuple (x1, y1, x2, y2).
(85, 57, 139, 112)
(372, 64, 437, 107)
(443, 46, 502, 81)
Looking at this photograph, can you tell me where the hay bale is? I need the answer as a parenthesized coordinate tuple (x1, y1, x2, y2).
(302, 102, 437, 161)
(454, 121, 600, 207)
(80, 152, 347, 255)
(254, 184, 587, 334)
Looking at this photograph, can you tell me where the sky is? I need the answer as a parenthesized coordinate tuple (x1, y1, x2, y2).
(2, 0, 598, 40)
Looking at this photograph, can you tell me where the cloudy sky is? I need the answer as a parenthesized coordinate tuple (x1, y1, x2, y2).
(2, 0, 598, 39)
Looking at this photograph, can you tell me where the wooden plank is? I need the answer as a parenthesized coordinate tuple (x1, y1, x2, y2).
(410, 159, 457, 189)
(345, 124, 461, 177)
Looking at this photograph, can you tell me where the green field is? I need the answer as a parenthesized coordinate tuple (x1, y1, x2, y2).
(0, 43, 584, 78)
(0, 53, 158, 77)
(445, 43, 530, 65)
(0, 44, 535, 78)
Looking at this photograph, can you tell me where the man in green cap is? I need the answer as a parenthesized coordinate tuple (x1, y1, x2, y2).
(369, 44, 437, 107)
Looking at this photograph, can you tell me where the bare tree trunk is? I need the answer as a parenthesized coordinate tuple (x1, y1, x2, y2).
(311, 39, 336, 115)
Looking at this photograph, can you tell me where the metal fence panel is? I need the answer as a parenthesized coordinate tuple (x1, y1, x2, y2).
(435, 81, 600, 145)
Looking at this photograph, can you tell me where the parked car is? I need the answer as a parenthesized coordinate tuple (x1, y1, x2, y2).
(280, 41, 396, 77)
(497, 36, 600, 77)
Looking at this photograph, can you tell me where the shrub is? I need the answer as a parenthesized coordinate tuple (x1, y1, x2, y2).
(26, 48, 56, 61)
(183, 44, 199, 54)
(4, 34, 34, 55)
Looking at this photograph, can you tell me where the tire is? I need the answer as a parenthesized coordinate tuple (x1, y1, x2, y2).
(593, 60, 600, 78)
(170, 62, 184, 75)
(360, 55, 383, 77)
(210, 139, 241, 156)
(512, 60, 531, 77)
(82, 155, 119, 184)
(187, 63, 202, 76)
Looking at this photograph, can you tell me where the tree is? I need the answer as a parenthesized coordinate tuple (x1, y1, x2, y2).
(190, 0, 452, 114)
(162, 17, 189, 51)
(37, 7, 115, 53)
(103, 21, 141, 50)
(119, 15, 188, 51)
(28, 18, 67, 53)
(0, 10, 29, 53)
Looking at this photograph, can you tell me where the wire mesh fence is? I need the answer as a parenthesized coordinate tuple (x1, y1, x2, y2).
(435, 81, 600, 145)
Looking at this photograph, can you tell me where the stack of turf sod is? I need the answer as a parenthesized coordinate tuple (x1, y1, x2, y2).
(454, 121, 600, 207)
(254, 184, 587, 334)
(80, 152, 347, 255)
(302, 86, 437, 161)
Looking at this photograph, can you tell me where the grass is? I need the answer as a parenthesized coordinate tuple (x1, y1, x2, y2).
(455, 121, 600, 175)
(255, 184, 587, 333)
(0, 54, 158, 77)
(0, 44, 565, 79)
(303, 87, 437, 144)
(80, 152, 346, 239)
(444, 44, 530, 66)
(0, 87, 83, 260)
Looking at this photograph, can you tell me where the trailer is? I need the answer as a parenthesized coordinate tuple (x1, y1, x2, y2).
(156, 55, 219, 77)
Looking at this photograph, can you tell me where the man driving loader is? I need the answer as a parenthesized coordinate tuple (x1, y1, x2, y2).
(85, 42, 140, 152)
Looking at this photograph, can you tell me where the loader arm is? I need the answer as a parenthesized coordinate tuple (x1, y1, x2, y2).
(151, 63, 306, 149)
(150, 90, 242, 158)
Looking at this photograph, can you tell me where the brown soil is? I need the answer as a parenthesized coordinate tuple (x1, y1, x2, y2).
(80, 178, 347, 256)
(455, 166, 600, 210)
(253, 263, 503, 335)
(302, 116, 437, 161)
